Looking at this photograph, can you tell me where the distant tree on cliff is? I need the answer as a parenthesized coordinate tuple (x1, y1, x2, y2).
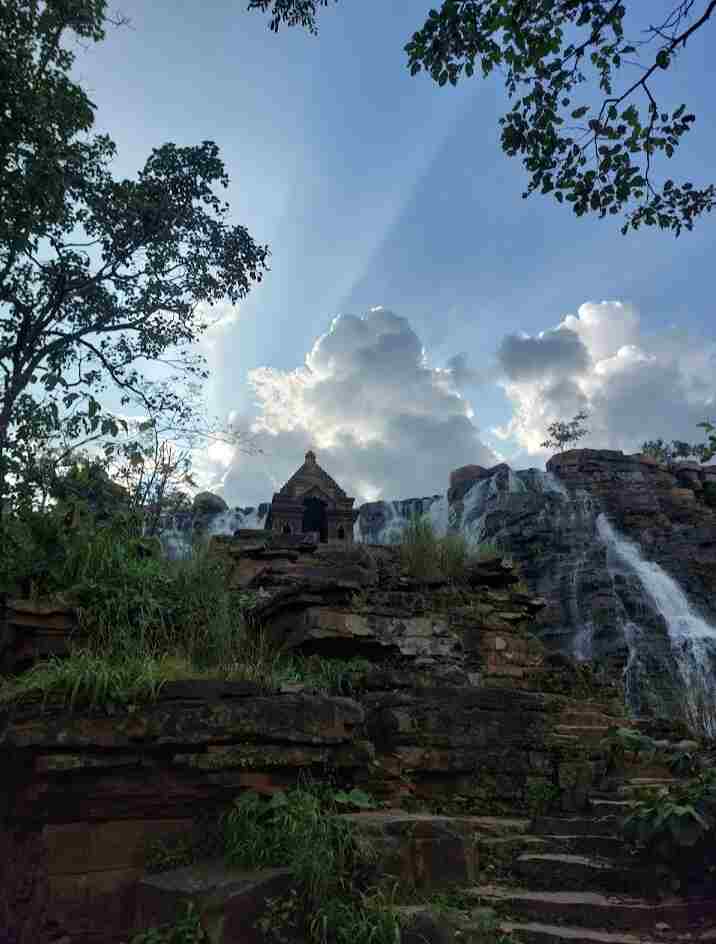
(0, 0, 271, 518)
(640, 437, 693, 464)
(642, 421, 716, 464)
(248, 0, 716, 237)
(541, 409, 590, 452)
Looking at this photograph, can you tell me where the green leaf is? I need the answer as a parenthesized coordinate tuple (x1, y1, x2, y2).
(571, 106, 589, 119)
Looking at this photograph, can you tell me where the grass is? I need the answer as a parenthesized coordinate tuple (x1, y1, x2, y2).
(1, 505, 524, 944)
(131, 779, 402, 944)
(397, 513, 506, 582)
(0, 505, 510, 711)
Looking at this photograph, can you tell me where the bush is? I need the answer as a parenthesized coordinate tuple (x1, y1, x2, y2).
(217, 782, 400, 944)
(129, 901, 207, 944)
(0, 505, 280, 707)
(621, 769, 716, 893)
(397, 514, 503, 583)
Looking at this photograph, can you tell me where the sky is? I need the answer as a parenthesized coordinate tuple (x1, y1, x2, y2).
(68, 0, 716, 507)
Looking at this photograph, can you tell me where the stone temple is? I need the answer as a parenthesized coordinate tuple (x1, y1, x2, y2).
(267, 450, 357, 543)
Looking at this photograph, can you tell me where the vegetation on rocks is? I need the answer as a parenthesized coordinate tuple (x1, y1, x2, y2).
(133, 780, 402, 944)
(0, 497, 506, 711)
(622, 769, 716, 893)
(396, 512, 503, 583)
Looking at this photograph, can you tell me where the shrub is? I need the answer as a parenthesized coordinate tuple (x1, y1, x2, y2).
(396, 513, 505, 583)
(217, 782, 399, 944)
(621, 769, 716, 886)
(398, 515, 442, 580)
(129, 901, 207, 944)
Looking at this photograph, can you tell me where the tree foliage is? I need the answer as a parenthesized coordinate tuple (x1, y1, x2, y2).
(249, 0, 716, 236)
(642, 421, 716, 464)
(0, 1, 271, 512)
(540, 408, 590, 451)
(246, 0, 336, 34)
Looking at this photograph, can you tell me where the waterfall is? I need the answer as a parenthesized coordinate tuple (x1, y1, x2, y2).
(596, 513, 716, 737)
(427, 494, 449, 537)
(207, 507, 268, 536)
(569, 549, 594, 662)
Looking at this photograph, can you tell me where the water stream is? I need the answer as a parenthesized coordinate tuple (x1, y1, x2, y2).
(597, 513, 716, 736)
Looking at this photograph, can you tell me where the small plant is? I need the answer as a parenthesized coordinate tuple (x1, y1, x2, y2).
(601, 725, 658, 771)
(621, 768, 716, 881)
(332, 788, 376, 809)
(525, 779, 561, 815)
(276, 654, 373, 697)
(129, 901, 207, 944)
(540, 409, 590, 452)
(215, 781, 397, 944)
(398, 514, 442, 581)
(473, 540, 502, 560)
(669, 749, 699, 778)
(144, 836, 196, 873)
(350, 587, 371, 611)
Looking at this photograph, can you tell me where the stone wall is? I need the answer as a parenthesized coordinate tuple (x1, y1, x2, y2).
(0, 541, 619, 944)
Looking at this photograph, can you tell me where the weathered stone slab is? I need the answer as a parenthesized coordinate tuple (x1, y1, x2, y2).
(337, 810, 481, 889)
(133, 862, 294, 944)
(271, 607, 463, 660)
(0, 689, 365, 749)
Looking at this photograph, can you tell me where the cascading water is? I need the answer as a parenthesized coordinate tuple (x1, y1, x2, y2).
(569, 549, 594, 663)
(596, 513, 716, 736)
(157, 505, 269, 560)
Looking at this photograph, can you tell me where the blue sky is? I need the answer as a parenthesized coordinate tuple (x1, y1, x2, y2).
(71, 0, 716, 506)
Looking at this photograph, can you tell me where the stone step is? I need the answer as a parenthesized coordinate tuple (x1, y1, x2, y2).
(554, 725, 611, 739)
(622, 764, 675, 780)
(589, 798, 632, 815)
(499, 919, 661, 944)
(467, 884, 716, 932)
(336, 810, 530, 889)
(538, 834, 627, 859)
(514, 853, 655, 896)
(533, 815, 622, 838)
(558, 711, 621, 728)
(617, 779, 678, 796)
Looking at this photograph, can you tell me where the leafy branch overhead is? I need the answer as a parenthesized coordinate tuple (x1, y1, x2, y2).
(249, 0, 716, 236)
(0, 1, 271, 512)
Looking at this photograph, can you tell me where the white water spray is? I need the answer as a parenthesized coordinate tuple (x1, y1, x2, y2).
(596, 513, 716, 736)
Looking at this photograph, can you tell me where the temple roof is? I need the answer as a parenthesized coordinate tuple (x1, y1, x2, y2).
(278, 450, 348, 500)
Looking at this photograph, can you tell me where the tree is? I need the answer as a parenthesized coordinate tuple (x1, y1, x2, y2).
(541, 408, 590, 452)
(640, 437, 692, 464)
(641, 421, 716, 464)
(0, 1, 270, 516)
(248, 0, 716, 236)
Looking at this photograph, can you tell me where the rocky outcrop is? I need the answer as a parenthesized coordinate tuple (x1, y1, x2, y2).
(1, 538, 628, 944)
(345, 450, 716, 733)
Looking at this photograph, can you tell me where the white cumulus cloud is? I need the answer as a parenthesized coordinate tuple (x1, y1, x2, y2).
(209, 307, 498, 505)
(493, 301, 716, 464)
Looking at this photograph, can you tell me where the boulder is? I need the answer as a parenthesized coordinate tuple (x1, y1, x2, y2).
(192, 492, 229, 516)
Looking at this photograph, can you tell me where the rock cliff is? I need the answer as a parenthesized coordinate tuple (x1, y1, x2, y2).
(354, 450, 716, 734)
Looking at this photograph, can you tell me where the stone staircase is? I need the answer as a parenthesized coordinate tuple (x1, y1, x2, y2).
(127, 702, 716, 944)
(464, 747, 716, 944)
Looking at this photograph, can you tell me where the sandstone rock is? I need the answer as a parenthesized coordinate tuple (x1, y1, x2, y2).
(399, 909, 455, 944)
(134, 862, 293, 944)
(192, 491, 229, 516)
(337, 810, 480, 889)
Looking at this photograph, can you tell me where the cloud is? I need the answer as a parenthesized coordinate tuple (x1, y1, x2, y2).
(492, 301, 716, 460)
(496, 326, 591, 381)
(207, 307, 498, 505)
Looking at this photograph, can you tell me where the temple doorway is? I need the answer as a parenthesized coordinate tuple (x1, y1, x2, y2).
(302, 496, 328, 542)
